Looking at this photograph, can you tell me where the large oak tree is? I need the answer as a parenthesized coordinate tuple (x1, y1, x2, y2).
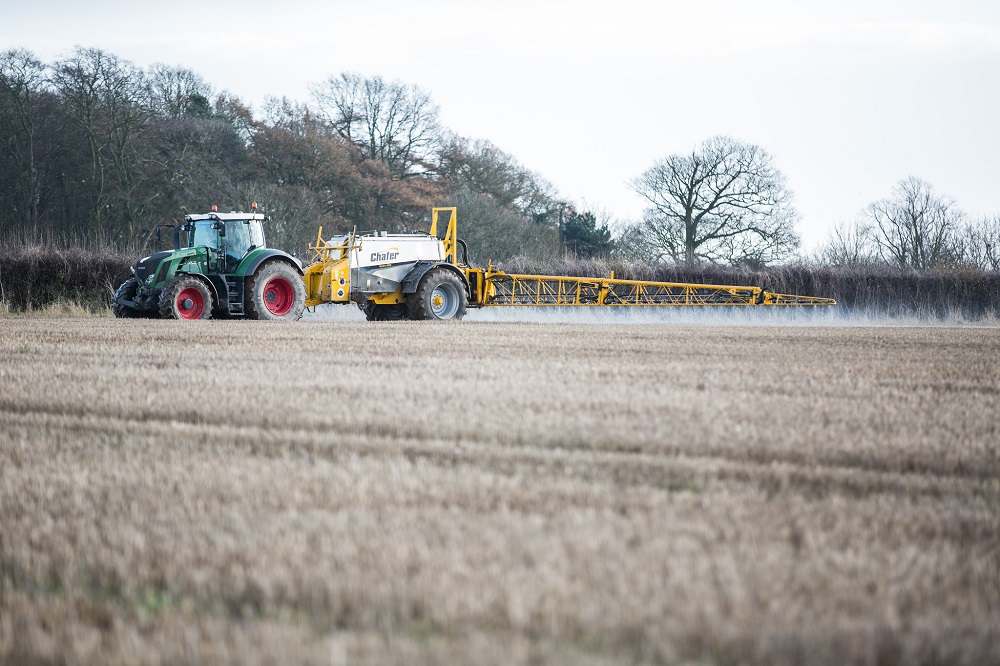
(630, 136, 799, 267)
(311, 73, 440, 179)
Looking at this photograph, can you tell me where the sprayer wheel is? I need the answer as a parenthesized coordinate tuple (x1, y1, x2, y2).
(365, 303, 408, 321)
(407, 269, 467, 321)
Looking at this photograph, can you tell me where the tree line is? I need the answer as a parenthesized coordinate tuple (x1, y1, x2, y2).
(0, 47, 610, 263)
(816, 177, 1000, 272)
(1, 46, 997, 272)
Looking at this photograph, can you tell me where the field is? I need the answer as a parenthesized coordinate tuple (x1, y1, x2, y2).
(1, 315, 998, 665)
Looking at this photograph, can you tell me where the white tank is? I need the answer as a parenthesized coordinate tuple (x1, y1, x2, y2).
(351, 234, 444, 269)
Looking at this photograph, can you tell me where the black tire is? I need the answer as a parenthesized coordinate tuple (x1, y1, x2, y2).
(406, 269, 467, 320)
(112, 278, 143, 318)
(364, 303, 408, 321)
(158, 276, 213, 320)
(245, 261, 306, 321)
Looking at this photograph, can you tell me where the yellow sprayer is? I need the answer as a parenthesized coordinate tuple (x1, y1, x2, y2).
(301, 207, 835, 320)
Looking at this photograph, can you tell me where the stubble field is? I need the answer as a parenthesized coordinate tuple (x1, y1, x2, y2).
(0, 316, 998, 665)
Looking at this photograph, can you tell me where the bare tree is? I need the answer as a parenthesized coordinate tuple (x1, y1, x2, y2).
(50, 47, 153, 237)
(866, 177, 962, 270)
(147, 64, 212, 118)
(630, 136, 799, 267)
(252, 97, 355, 193)
(0, 48, 50, 234)
(959, 216, 1000, 272)
(437, 135, 555, 218)
(310, 72, 440, 178)
(212, 92, 256, 145)
(817, 220, 877, 267)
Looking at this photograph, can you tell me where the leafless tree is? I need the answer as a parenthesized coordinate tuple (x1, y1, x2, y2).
(311, 72, 440, 179)
(212, 92, 256, 145)
(866, 177, 962, 270)
(959, 216, 1000, 272)
(437, 135, 555, 218)
(630, 136, 799, 267)
(0, 48, 49, 234)
(253, 97, 354, 192)
(147, 64, 212, 118)
(817, 220, 877, 267)
(50, 48, 154, 236)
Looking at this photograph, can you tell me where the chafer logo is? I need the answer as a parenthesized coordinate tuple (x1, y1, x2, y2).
(371, 248, 399, 262)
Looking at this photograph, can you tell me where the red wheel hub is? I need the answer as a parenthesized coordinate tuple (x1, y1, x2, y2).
(176, 286, 205, 320)
(263, 277, 294, 315)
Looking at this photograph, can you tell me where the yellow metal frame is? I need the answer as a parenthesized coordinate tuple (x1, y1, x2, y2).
(301, 226, 355, 308)
(478, 270, 836, 307)
(430, 207, 458, 265)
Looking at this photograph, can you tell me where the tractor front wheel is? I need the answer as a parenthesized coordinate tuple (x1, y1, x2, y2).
(246, 262, 306, 321)
(112, 278, 144, 318)
(159, 276, 212, 320)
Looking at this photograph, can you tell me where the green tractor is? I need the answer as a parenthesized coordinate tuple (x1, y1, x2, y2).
(113, 210, 306, 320)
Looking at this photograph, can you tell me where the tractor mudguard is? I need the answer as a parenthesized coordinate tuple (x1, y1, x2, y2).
(159, 247, 209, 289)
(236, 249, 303, 278)
(401, 262, 470, 296)
(206, 274, 228, 306)
(175, 272, 221, 306)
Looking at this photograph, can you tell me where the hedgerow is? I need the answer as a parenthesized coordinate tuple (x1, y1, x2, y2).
(2, 244, 997, 318)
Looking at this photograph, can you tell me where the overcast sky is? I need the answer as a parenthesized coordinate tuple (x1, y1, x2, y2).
(3, 0, 999, 250)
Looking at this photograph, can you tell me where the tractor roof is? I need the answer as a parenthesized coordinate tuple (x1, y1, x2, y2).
(185, 212, 269, 222)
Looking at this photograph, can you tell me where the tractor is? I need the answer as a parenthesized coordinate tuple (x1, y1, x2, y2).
(112, 208, 305, 320)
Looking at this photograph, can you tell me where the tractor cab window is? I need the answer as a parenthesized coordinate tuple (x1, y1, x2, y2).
(223, 220, 264, 265)
(188, 221, 218, 249)
(248, 221, 265, 249)
(225, 221, 252, 260)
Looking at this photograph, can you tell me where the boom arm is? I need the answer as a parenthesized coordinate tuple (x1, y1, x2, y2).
(477, 270, 836, 307)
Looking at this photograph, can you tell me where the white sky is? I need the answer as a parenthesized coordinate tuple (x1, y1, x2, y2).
(4, 0, 1000, 251)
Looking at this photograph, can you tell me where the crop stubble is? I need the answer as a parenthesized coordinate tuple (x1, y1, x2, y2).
(0, 318, 998, 665)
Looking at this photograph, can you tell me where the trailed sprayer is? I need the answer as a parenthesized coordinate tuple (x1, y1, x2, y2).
(300, 207, 836, 320)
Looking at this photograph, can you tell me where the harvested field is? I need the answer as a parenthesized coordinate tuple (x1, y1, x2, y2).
(0, 318, 998, 665)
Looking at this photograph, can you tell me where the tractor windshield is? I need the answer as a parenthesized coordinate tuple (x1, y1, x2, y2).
(188, 221, 218, 249)
(224, 220, 265, 264)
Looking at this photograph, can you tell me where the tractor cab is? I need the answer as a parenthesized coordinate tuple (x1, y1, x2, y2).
(180, 213, 267, 271)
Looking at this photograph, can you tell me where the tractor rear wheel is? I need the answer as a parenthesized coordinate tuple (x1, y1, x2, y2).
(159, 276, 212, 320)
(407, 269, 467, 320)
(112, 278, 143, 318)
(246, 261, 306, 321)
